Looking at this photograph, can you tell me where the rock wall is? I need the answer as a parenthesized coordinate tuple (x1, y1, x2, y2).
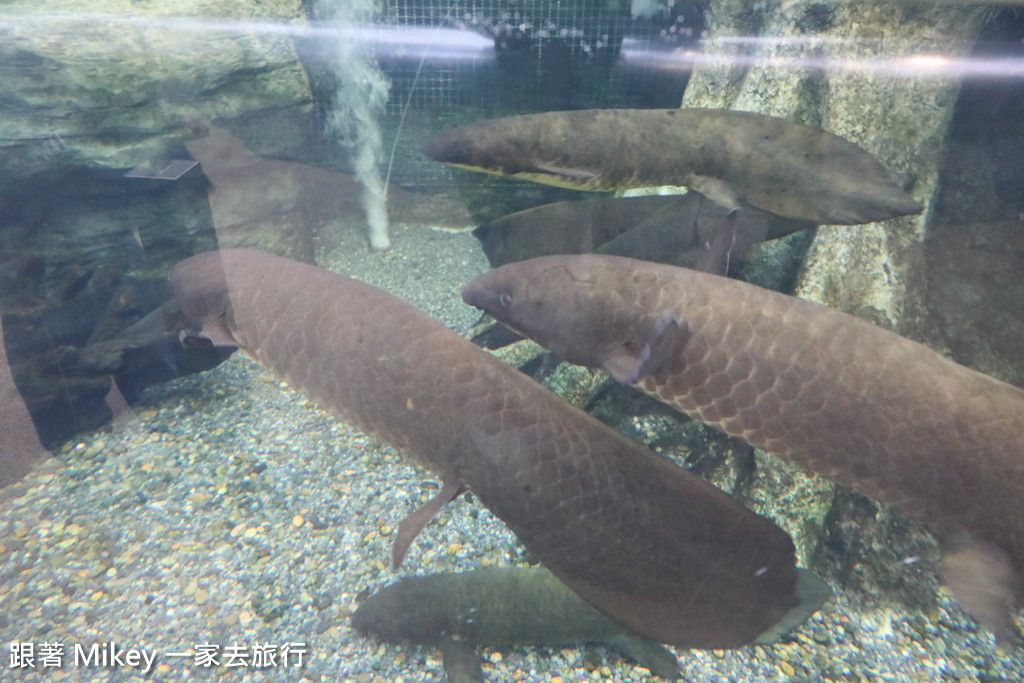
(1, 0, 311, 182)
(0, 0, 316, 465)
(678, 0, 987, 613)
(682, 0, 983, 337)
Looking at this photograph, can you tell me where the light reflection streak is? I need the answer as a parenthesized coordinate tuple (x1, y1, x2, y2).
(621, 38, 1024, 79)
(0, 13, 495, 62)
(1, 12, 1021, 78)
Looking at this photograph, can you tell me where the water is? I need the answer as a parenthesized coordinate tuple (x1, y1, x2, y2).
(0, 2, 1022, 681)
(311, 0, 393, 251)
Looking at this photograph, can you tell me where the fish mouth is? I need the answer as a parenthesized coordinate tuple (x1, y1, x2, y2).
(461, 276, 509, 315)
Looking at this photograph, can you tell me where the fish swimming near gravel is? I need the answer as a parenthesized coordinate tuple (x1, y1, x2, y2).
(473, 193, 814, 269)
(352, 566, 685, 681)
(424, 108, 923, 225)
(169, 248, 829, 650)
(462, 254, 1024, 643)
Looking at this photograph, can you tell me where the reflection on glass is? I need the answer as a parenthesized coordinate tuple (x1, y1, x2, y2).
(0, 2, 1022, 681)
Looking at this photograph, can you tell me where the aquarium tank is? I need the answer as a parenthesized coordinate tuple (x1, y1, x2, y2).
(1, 0, 1023, 681)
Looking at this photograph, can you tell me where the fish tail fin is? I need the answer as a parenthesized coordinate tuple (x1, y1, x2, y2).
(941, 536, 1023, 647)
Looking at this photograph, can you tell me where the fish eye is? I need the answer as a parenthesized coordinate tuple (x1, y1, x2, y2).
(499, 293, 512, 307)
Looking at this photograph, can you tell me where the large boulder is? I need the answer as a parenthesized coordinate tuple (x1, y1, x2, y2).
(0, 0, 311, 183)
(0, 0, 315, 475)
(674, 0, 992, 617)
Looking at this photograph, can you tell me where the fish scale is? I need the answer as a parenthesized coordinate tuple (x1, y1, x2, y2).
(169, 248, 828, 650)
(463, 253, 1024, 641)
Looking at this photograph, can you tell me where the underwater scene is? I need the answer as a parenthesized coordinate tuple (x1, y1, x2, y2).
(2, 0, 1024, 681)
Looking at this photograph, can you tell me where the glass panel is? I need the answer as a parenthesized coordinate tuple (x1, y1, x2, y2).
(2, 2, 1022, 680)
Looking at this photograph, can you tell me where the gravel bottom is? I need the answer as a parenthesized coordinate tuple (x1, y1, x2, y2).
(2, 224, 1023, 682)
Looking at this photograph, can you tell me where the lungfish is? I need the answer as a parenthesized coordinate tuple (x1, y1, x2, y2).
(473, 193, 814, 269)
(168, 248, 828, 649)
(352, 567, 684, 681)
(424, 108, 923, 225)
(462, 254, 1024, 643)
(470, 193, 811, 350)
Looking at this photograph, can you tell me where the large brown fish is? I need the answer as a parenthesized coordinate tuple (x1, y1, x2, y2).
(424, 108, 923, 225)
(168, 248, 828, 649)
(470, 193, 812, 351)
(462, 254, 1024, 643)
(473, 193, 814, 269)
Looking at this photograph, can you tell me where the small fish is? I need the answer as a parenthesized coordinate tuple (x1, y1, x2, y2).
(352, 567, 684, 680)
(169, 248, 829, 649)
(425, 108, 923, 225)
(462, 254, 1024, 644)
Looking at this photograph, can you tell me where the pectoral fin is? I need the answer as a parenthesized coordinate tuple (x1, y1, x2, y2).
(603, 634, 681, 680)
(179, 316, 239, 349)
(683, 173, 741, 212)
(438, 635, 485, 683)
(604, 312, 691, 384)
(392, 477, 465, 568)
(693, 207, 740, 276)
(532, 162, 601, 182)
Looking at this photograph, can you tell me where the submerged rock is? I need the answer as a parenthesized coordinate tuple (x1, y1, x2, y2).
(620, 0, 1011, 635)
(0, 0, 311, 183)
